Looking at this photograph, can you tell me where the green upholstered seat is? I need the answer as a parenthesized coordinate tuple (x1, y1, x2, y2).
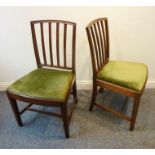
(8, 68, 74, 101)
(97, 61, 148, 91)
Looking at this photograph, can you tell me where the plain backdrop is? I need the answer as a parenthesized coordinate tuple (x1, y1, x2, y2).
(0, 6, 155, 89)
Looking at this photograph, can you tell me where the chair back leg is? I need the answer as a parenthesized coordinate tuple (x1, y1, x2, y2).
(89, 81, 97, 111)
(99, 87, 104, 93)
(73, 81, 78, 104)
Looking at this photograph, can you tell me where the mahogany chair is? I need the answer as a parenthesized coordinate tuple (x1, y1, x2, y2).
(86, 18, 148, 131)
(6, 20, 77, 138)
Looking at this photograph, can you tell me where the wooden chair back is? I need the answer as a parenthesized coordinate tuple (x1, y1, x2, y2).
(31, 20, 76, 73)
(86, 18, 109, 76)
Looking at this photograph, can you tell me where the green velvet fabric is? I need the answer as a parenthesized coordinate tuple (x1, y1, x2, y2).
(8, 68, 74, 101)
(97, 61, 148, 91)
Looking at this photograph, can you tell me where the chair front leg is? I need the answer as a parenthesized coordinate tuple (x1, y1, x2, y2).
(7, 93, 23, 126)
(130, 95, 141, 131)
(61, 104, 69, 138)
(73, 81, 78, 104)
(89, 80, 97, 111)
